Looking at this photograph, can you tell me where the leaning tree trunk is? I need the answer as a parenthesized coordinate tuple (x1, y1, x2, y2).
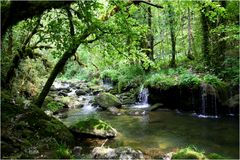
(35, 44, 80, 107)
(168, 4, 176, 68)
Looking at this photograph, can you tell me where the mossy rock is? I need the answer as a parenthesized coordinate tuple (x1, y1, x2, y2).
(172, 147, 207, 159)
(207, 153, 225, 159)
(94, 92, 122, 109)
(69, 118, 117, 138)
(42, 100, 65, 112)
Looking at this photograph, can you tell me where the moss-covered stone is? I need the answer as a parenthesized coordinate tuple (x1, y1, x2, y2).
(207, 153, 225, 159)
(42, 100, 65, 112)
(94, 92, 122, 109)
(171, 147, 207, 159)
(1, 92, 74, 159)
(69, 118, 117, 138)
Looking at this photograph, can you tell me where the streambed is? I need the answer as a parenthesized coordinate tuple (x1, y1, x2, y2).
(51, 81, 238, 158)
(62, 106, 239, 158)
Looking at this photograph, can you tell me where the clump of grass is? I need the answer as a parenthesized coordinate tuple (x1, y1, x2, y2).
(172, 146, 206, 159)
(56, 145, 73, 159)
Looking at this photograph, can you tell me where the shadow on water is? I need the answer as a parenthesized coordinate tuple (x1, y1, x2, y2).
(62, 108, 239, 159)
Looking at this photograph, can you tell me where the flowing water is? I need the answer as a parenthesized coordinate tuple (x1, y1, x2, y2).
(62, 108, 239, 158)
(132, 86, 149, 109)
(56, 82, 238, 158)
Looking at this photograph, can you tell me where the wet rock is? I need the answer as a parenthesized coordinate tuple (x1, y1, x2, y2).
(54, 96, 81, 109)
(73, 146, 82, 158)
(119, 91, 137, 105)
(53, 108, 69, 115)
(58, 91, 68, 97)
(24, 146, 39, 155)
(91, 146, 144, 159)
(107, 107, 122, 116)
(69, 118, 117, 138)
(76, 89, 87, 96)
(148, 103, 163, 111)
(163, 152, 173, 160)
(44, 110, 53, 117)
(94, 92, 122, 109)
(127, 110, 147, 116)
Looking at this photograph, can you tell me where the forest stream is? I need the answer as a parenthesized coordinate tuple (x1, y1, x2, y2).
(53, 81, 239, 159)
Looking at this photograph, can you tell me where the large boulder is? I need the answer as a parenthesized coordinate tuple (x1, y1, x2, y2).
(69, 118, 117, 138)
(91, 146, 144, 159)
(94, 92, 122, 109)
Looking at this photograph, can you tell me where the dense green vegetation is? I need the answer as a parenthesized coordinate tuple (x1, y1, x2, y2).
(1, 0, 239, 159)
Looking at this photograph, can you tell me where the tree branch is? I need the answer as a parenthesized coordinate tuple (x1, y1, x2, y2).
(132, 0, 163, 8)
(66, 7, 75, 37)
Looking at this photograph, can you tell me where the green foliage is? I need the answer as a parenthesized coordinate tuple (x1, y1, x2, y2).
(101, 65, 145, 92)
(101, 69, 119, 82)
(145, 73, 177, 90)
(179, 73, 201, 87)
(71, 118, 112, 132)
(172, 146, 206, 159)
(56, 145, 73, 159)
(207, 153, 225, 159)
(203, 74, 225, 88)
(43, 101, 65, 112)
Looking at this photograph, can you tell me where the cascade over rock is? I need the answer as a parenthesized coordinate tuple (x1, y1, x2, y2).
(147, 83, 227, 116)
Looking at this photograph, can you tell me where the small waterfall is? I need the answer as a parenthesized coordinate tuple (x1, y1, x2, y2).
(138, 85, 149, 104)
(80, 95, 96, 114)
(102, 78, 113, 90)
(133, 85, 149, 108)
(197, 84, 218, 118)
(200, 84, 207, 116)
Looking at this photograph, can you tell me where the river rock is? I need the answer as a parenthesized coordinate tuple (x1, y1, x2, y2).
(76, 89, 87, 96)
(148, 103, 163, 111)
(94, 92, 122, 109)
(54, 96, 81, 109)
(91, 146, 144, 159)
(107, 107, 122, 116)
(127, 110, 147, 116)
(69, 118, 117, 138)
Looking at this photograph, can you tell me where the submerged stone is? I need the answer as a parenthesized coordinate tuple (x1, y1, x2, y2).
(94, 92, 122, 109)
(69, 118, 117, 138)
(91, 146, 144, 159)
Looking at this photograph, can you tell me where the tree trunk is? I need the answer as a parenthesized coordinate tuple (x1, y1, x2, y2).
(35, 1, 163, 107)
(146, 0, 154, 61)
(168, 4, 176, 68)
(187, 7, 194, 60)
(7, 26, 13, 55)
(4, 17, 41, 88)
(35, 45, 79, 107)
(200, 4, 210, 61)
(216, 1, 226, 63)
